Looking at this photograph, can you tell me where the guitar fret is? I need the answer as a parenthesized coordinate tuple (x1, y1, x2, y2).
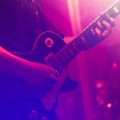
(80, 32, 91, 49)
(54, 0, 120, 69)
(63, 46, 74, 60)
(56, 51, 67, 66)
(74, 35, 85, 50)
(57, 45, 74, 66)
(56, 42, 81, 67)
(68, 43, 78, 56)
(71, 40, 81, 53)
(106, 1, 120, 18)
(116, 0, 120, 10)
(73, 25, 101, 51)
(113, 6, 119, 13)
(60, 47, 72, 64)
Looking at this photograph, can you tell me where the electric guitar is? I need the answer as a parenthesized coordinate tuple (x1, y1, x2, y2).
(12, 0, 120, 119)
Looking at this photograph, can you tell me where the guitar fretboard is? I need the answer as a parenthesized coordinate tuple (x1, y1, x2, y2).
(56, 0, 120, 70)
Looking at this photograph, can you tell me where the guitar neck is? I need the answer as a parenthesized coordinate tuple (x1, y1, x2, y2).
(56, 0, 120, 69)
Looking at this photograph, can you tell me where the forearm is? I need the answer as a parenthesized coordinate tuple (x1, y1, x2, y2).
(0, 47, 30, 77)
(0, 47, 58, 97)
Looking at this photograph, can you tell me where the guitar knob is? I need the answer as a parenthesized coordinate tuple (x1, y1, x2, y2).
(45, 38, 54, 48)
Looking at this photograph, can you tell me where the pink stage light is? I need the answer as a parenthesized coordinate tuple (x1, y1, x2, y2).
(96, 81, 105, 89)
(112, 62, 118, 68)
(107, 103, 112, 108)
(67, 0, 95, 120)
(67, 0, 81, 36)
(96, 96, 104, 105)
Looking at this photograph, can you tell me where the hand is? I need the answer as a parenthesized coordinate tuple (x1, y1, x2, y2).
(94, 18, 114, 38)
(95, 21, 111, 38)
(0, 47, 59, 97)
(21, 61, 59, 97)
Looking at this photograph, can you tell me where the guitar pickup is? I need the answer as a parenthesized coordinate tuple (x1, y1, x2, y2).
(44, 53, 63, 73)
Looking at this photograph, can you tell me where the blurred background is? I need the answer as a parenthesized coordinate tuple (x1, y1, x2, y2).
(41, 0, 120, 120)
(1, 0, 120, 120)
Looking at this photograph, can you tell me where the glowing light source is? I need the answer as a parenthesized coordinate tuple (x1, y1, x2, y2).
(32, 0, 35, 3)
(96, 81, 105, 89)
(107, 103, 112, 108)
(67, 0, 82, 36)
(96, 82, 103, 89)
(112, 62, 118, 68)
(96, 96, 104, 105)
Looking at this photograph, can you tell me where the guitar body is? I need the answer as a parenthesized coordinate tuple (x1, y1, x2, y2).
(18, 31, 78, 94)
(20, 32, 65, 62)
(14, 31, 78, 120)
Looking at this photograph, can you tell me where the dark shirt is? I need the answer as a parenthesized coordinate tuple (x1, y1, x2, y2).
(0, 0, 56, 52)
(0, 1, 49, 119)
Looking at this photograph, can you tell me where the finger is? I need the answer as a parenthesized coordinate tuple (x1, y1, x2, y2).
(94, 27, 102, 37)
(105, 14, 115, 27)
(97, 21, 103, 29)
(47, 66, 60, 77)
(49, 73, 59, 82)
(102, 21, 112, 37)
(102, 20, 111, 28)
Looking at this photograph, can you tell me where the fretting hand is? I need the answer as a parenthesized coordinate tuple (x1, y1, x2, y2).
(94, 17, 114, 38)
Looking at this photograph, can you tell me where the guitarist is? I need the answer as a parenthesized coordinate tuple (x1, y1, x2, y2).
(0, 0, 113, 119)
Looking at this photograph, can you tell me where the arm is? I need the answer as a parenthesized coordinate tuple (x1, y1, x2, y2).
(0, 47, 58, 95)
(0, 47, 31, 75)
